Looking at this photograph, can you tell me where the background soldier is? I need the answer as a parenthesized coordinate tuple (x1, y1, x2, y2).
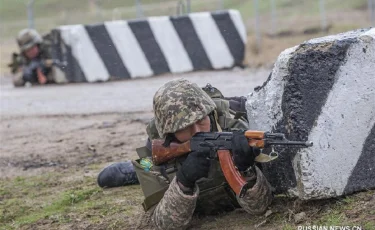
(132, 79, 273, 229)
(9, 28, 66, 87)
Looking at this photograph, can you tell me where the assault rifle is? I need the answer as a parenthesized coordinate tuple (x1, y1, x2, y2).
(152, 131, 313, 198)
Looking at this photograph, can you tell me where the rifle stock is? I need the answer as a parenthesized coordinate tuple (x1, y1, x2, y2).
(152, 139, 191, 165)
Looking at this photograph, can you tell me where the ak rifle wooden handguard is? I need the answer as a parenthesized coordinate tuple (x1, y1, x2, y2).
(245, 130, 266, 148)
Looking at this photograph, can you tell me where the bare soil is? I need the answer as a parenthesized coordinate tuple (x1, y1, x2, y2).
(0, 112, 151, 178)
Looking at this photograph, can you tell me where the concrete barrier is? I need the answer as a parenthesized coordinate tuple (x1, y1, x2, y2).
(246, 28, 375, 199)
(49, 10, 246, 83)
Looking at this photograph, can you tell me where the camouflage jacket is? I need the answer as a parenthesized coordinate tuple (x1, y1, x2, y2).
(135, 109, 273, 230)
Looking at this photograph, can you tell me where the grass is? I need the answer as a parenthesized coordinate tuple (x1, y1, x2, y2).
(1, 173, 373, 229)
(283, 224, 295, 230)
(0, 168, 143, 229)
(365, 222, 375, 230)
(309, 191, 375, 228)
(316, 212, 348, 225)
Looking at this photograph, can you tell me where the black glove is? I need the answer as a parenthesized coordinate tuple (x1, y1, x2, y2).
(177, 150, 211, 189)
(231, 131, 256, 171)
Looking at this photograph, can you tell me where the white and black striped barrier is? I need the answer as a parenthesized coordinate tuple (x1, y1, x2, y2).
(50, 10, 246, 83)
(247, 28, 375, 200)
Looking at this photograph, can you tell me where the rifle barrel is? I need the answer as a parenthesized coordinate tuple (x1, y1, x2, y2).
(268, 140, 313, 147)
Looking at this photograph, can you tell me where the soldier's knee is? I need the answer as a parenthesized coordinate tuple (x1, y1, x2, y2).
(12, 78, 25, 87)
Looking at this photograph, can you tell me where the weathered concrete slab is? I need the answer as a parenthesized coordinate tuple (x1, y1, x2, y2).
(50, 10, 246, 83)
(246, 28, 375, 199)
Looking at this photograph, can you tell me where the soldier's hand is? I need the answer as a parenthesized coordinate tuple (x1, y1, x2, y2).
(176, 150, 211, 189)
(231, 131, 257, 171)
(37, 68, 47, 84)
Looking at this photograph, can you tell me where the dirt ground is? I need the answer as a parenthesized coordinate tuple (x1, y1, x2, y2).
(1, 68, 374, 230)
(0, 112, 151, 178)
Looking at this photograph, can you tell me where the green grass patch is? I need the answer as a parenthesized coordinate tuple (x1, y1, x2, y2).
(0, 166, 143, 229)
(58, 187, 101, 206)
(364, 222, 375, 230)
(315, 211, 348, 225)
(283, 224, 295, 230)
(1, 185, 102, 228)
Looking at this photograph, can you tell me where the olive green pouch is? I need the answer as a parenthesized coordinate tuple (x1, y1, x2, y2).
(132, 159, 177, 211)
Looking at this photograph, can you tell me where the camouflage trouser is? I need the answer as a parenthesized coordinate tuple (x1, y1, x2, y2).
(12, 71, 25, 87)
(12, 66, 67, 87)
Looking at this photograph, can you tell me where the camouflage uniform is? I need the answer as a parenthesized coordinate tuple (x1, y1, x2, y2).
(134, 79, 273, 230)
(11, 29, 66, 87)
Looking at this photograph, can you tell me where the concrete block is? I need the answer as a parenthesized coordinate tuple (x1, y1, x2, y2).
(49, 10, 246, 83)
(246, 28, 375, 199)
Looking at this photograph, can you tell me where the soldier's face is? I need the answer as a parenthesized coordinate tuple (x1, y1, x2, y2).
(24, 45, 39, 59)
(175, 116, 210, 142)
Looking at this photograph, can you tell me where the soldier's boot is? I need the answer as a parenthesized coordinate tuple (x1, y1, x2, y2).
(50, 66, 68, 84)
(97, 161, 139, 188)
(12, 72, 25, 87)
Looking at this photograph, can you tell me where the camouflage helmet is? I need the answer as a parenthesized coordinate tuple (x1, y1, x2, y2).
(16, 28, 42, 52)
(153, 79, 216, 137)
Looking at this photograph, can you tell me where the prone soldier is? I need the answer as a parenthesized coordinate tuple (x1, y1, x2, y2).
(132, 79, 274, 229)
(9, 28, 67, 87)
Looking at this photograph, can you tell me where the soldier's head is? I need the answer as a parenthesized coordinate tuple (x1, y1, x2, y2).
(16, 28, 42, 59)
(153, 79, 216, 142)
